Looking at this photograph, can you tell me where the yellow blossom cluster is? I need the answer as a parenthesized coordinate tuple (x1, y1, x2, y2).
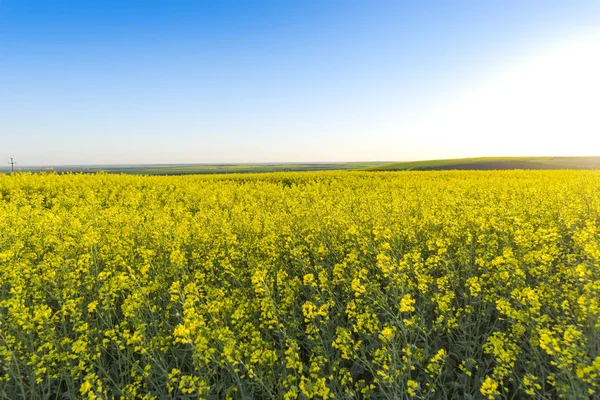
(0, 170, 599, 398)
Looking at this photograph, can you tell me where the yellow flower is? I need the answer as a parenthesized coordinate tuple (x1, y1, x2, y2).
(407, 379, 419, 397)
(480, 376, 500, 399)
(379, 326, 394, 342)
(400, 294, 416, 313)
(87, 301, 98, 313)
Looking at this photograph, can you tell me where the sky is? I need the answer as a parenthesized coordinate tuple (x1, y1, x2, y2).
(1, 1, 599, 166)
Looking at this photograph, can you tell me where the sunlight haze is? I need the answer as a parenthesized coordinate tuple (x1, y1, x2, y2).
(398, 32, 600, 160)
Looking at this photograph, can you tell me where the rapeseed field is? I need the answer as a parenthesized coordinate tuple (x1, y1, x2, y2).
(0, 171, 599, 399)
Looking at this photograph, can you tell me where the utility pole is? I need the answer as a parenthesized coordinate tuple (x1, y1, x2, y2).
(8, 157, 16, 173)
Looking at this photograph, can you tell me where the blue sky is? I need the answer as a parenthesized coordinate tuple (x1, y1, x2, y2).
(1, 1, 599, 165)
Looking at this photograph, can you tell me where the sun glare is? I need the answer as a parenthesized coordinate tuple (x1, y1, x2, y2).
(404, 33, 600, 158)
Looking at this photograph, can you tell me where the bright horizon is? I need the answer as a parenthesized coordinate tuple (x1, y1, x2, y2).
(1, 1, 599, 166)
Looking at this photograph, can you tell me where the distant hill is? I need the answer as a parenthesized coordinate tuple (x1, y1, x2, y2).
(365, 156, 600, 171)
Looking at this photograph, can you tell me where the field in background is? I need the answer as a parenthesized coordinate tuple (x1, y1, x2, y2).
(3, 157, 600, 175)
(367, 156, 600, 171)
(1, 171, 599, 399)
(0, 162, 388, 175)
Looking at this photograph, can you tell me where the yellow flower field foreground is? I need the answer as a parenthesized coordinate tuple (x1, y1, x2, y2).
(1, 171, 599, 399)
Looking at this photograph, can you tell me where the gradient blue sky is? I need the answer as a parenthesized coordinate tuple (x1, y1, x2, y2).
(1, 1, 599, 165)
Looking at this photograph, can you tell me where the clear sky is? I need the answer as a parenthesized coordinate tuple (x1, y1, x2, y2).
(1, 1, 599, 166)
